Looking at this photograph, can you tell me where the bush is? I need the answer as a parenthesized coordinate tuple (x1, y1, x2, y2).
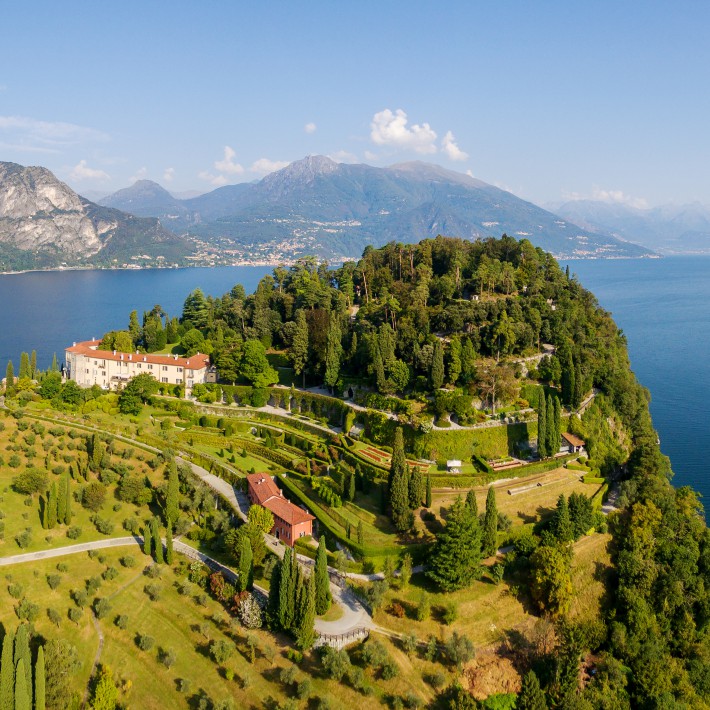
(120, 555, 136, 568)
(115, 614, 129, 630)
(68, 607, 83, 624)
(442, 603, 458, 625)
(47, 574, 61, 590)
(93, 516, 114, 535)
(47, 608, 62, 627)
(15, 529, 31, 549)
(66, 526, 82, 540)
(137, 634, 155, 651)
(144, 583, 162, 601)
(102, 567, 119, 581)
(8, 582, 24, 599)
(94, 598, 111, 619)
(15, 598, 40, 622)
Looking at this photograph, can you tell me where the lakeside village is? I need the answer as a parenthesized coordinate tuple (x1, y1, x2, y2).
(1, 236, 668, 709)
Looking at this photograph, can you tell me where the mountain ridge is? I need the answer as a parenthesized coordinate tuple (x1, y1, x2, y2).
(100, 156, 653, 260)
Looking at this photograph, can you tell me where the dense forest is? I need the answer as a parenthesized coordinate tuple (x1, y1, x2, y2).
(40, 234, 710, 706)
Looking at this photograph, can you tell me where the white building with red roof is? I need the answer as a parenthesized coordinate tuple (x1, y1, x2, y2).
(65, 340, 210, 394)
(246, 472, 314, 547)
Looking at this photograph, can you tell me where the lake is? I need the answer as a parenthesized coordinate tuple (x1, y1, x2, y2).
(2, 257, 707, 501)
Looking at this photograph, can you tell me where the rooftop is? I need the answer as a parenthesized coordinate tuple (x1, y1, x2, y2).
(65, 340, 210, 371)
(246, 473, 315, 525)
(561, 431, 586, 448)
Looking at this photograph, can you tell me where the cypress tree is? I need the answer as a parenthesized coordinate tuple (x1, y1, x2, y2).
(47, 484, 58, 530)
(465, 489, 478, 518)
(545, 394, 556, 457)
(482, 487, 498, 557)
(347, 471, 355, 502)
(290, 310, 309, 388)
(373, 346, 387, 393)
(151, 518, 163, 564)
(0, 630, 14, 710)
(562, 353, 575, 407)
(573, 360, 584, 409)
(314, 541, 331, 615)
(165, 460, 179, 526)
(29, 351, 36, 380)
(34, 646, 45, 710)
(430, 340, 444, 390)
(324, 312, 342, 390)
(296, 573, 316, 650)
(142, 525, 152, 556)
(537, 389, 547, 459)
(427, 497, 482, 591)
(278, 549, 295, 631)
(291, 562, 304, 633)
(50, 354, 58, 373)
(13, 660, 29, 710)
(19, 353, 30, 380)
(553, 396, 562, 455)
(552, 494, 574, 543)
(63, 474, 72, 525)
(5, 361, 14, 389)
(237, 535, 253, 593)
(408, 466, 423, 509)
(357, 521, 364, 546)
(267, 558, 282, 628)
(13, 625, 31, 710)
(57, 476, 67, 527)
(389, 429, 410, 531)
(40, 498, 48, 531)
(165, 520, 174, 565)
(425, 474, 432, 508)
(518, 670, 547, 710)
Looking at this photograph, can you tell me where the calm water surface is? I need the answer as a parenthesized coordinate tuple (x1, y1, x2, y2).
(562, 256, 710, 502)
(1, 258, 707, 500)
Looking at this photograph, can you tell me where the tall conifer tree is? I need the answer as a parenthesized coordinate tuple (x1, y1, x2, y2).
(57, 476, 67, 526)
(29, 351, 36, 380)
(482, 487, 498, 557)
(425, 474, 432, 508)
(545, 393, 556, 457)
(409, 466, 424, 509)
(47, 484, 57, 530)
(165, 460, 179, 526)
(165, 521, 174, 565)
(14, 625, 31, 710)
(290, 310, 309, 388)
(314, 541, 331, 615)
(324, 312, 342, 390)
(34, 646, 45, 710)
(151, 518, 163, 563)
(13, 660, 29, 710)
(278, 549, 295, 631)
(5, 362, 14, 389)
(237, 535, 253, 593)
(518, 670, 547, 710)
(0, 630, 14, 710)
(19, 353, 30, 380)
(537, 389, 547, 458)
(296, 574, 316, 650)
(430, 340, 444, 390)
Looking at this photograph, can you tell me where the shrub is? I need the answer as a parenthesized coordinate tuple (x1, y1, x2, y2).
(102, 567, 119, 581)
(47, 608, 62, 627)
(8, 582, 24, 599)
(115, 614, 129, 630)
(160, 648, 177, 668)
(15, 598, 40, 622)
(47, 574, 61, 590)
(388, 602, 406, 618)
(137, 634, 155, 651)
(442, 603, 458, 625)
(93, 516, 114, 535)
(57, 562, 69, 572)
(72, 589, 88, 608)
(94, 598, 111, 619)
(68, 607, 83, 624)
(144, 583, 162, 601)
(66, 526, 82, 540)
(144, 564, 162, 578)
(210, 639, 236, 664)
(120, 555, 136, 568)
(14, 529, 31, 549)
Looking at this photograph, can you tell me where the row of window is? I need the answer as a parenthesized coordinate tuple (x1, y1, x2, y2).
(90, 359, 183, 373)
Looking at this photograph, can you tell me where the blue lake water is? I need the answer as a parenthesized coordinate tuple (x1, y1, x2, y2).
(1, 257, 707, 501)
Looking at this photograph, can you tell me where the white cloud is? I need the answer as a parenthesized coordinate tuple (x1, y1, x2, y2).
(370, 108, 437, 154)
(198, 171, 229, 187)
(0, 115, 107, 152)
(466, 169, 475, 178)
(163, 167, 175, 182)
(441, 131, 469, 161)
(328, 150, 358, 164)
(129, 166, 148, 183)
(250, 158, 289, 175)
(304, 122, 317, 134)
(214, 145, 244, 175)
(563, 186, 648, 209)
(364, 150, 378, 162)
(69, 160, 110, 182)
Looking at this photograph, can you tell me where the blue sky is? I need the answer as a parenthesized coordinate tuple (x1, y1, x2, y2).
(1, 1, 709, 207)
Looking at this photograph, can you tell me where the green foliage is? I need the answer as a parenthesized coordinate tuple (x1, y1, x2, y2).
(314, 541, 331, 615)
(482, 487, 498, 557)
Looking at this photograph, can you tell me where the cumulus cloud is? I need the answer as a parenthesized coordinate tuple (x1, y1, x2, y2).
(250, 158, 289, 175)
(69, 160, 110, 182)
(215, 146, 244, 175)
(198, 171, 229, 187)
(129, 166, 148, 183)
(0, 115, 107, 153)
(564, 187, 648, 210)
(441, 131, 469, 161)
(364, 150, 379, 162)
(163, 167, 175, 182)
(370, 108, 438, 154)
(304, 122, 317, 134)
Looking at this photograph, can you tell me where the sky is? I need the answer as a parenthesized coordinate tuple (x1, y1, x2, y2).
(1, 1, 709, 208)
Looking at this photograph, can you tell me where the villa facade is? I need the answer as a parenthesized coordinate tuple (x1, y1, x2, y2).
(64, 340, 210, 394)
(246, 473, 314, 546)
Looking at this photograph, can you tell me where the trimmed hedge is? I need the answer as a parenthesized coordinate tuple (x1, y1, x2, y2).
(591, 483, 609, 510)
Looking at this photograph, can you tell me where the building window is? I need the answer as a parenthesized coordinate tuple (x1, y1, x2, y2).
(136, 363, 141, 368)
(85, 368, 89, 373)
(177, 367, 183, 373)
(161, 377, 168, 383)
(147, 364, 153, 370)
(162, 366, 168, 371)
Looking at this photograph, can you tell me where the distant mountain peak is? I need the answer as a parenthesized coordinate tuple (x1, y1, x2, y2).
(386, 161, 488, 188)
(265, 155, 339, 184)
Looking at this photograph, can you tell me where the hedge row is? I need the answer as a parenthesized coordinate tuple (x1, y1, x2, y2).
(591, 483, 609, 510)
(582, 476, 606, 485)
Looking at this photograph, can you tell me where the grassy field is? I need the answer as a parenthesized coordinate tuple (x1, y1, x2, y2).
(433, 468, 602, 527)
(0, 412, 166, 556)
(569, 532, 613, 621)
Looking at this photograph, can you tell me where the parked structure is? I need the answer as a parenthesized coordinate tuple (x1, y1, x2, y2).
(561, 431, 586, 454)
(246, 473, 314, 546)
(64, 340, 210, 395)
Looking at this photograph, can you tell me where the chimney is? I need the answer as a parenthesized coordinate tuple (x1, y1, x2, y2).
(113, 350, 116, 355)
(143, 356, 147, 362)
(72, 342, 76, 347)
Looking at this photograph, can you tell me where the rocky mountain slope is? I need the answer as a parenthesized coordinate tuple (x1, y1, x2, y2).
(100, 156, 653, 260)
(555, 199, 710, 254)
(0, 162, 195, 270)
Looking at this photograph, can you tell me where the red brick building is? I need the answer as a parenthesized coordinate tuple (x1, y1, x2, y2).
(246, 473, 315, 547)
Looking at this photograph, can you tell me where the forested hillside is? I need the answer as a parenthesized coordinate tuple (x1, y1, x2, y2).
(90, 234, 710, 707)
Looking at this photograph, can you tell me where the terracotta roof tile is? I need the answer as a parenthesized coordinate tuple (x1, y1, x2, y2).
(561, 432, 586, 447)
(65, 340, 209, 371)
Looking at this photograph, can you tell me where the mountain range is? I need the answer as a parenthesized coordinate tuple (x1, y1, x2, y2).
(99, 156, 652, 260)
(553, 199, 710, 254)
(0, 157, 656, 272)
(0, 162, 194, 271)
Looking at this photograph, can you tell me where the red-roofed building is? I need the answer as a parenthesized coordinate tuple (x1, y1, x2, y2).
(65, 340, 211, 395)
(246, 473, 314, 546)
